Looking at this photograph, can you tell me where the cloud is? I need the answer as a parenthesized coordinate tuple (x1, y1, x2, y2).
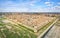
(0, 0, 42, 12)
(33, 5, 60, 12)
(0, 0, 60, 12)
(45, 2, 53, 6)
(0, 7, 29, 12)
(47, 5, 60, 12)
(54, 6, 60, 10)
(58, 2, 60, 5)
(44, 1, 60, 12)
(27, 0, 41, 6)
(0, 0, 29, 12)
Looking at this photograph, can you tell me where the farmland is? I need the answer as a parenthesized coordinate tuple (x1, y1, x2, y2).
(0, 13, 58, 38)
(0, 17, 37, 38)
(5, 13, 56, 32)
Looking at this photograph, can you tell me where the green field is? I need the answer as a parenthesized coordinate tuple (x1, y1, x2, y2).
(0, 17, 37, 38)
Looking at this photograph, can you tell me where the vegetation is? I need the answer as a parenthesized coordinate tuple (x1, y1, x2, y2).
(0, 17, 37, 38)
(0, 15, 56, 38)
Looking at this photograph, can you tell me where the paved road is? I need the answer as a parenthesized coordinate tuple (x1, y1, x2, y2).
(43, 24, 60, 38)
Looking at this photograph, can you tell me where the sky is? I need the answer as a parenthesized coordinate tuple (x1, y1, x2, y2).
(0, 0, 60, 12)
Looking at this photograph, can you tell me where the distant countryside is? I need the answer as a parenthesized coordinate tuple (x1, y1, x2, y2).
(0, 12, 60, 38)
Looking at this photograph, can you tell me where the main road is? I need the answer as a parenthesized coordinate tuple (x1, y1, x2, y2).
(43, 20, 60, 38)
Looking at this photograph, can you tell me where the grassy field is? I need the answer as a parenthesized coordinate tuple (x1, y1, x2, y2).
(0, 17, 37, 38)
